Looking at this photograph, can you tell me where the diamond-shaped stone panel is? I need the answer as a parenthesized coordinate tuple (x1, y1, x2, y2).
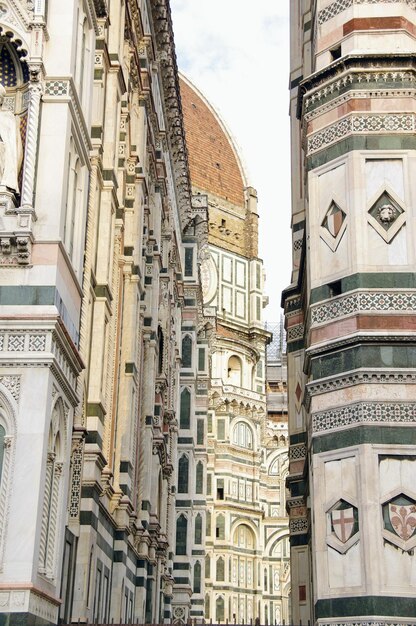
(322, 201, 346, 238)
(368, 191, 403, 231)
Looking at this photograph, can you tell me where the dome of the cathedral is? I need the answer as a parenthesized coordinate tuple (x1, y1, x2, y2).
(179, 75, 247, 207)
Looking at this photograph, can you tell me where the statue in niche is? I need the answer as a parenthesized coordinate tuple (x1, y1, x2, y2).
(0, 83, 23, 194)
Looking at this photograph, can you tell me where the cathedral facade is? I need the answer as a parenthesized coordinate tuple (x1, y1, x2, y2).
(0, 1, 209, 624)
(284, 1, 416, 624)
(179, 76, 290, 626)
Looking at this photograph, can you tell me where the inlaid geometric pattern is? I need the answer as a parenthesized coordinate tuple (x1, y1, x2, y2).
(28, 334, 46, 351)
(318, 0, 416, 25)
(44, 80, 69, 97)
(313, 401, 416, 433)
(8, 335, 24, 351)
(308, 114, 415, 155)
(311, 291, 416, 325)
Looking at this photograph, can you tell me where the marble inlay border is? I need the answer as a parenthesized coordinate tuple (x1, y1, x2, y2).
(313, 401, 416, 433)
(307, 113, 415, 154)
(318, 0, 416, 26)
(311, 290, 416, 325)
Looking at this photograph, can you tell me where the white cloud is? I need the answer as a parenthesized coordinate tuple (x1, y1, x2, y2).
(171, 0, 292, 321)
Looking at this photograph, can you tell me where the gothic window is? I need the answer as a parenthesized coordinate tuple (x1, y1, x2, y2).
(180, 388, 191, 429)
(64, 138, 85, 275)
(205, 554, 211, 578)
(206, 510, 211, 536)
(216, 557, 225, 582)
(227, 355, 242, 386)
(38, 398, 66, 580)
(194, 561, 201, 594)
(196, 461, 204, 494)
(175, 515, 187, 555)
(216, 596, 225, 622)
(178, 455, 189, 494)
(184, 246, 194, 277)
(182, 335, 192, 368)
(232, 422, 253, 449)
(207, 473, 212, 495)
(215, 515, 225, 540)
(195, 514, 203, 544)
(205, 594, 210, 619)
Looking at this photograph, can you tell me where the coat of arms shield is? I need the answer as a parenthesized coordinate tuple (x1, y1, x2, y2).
(388, 503, 416, 541)
(331, 508, 355, 543)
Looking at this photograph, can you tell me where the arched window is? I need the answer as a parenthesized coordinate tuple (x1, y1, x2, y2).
(175, 515, 187, 555)
(215, 515, 225, 540)
(206, 510, 211, 536)
(233, 524, 255, 549)
(194, 561, 201, 594)
(180, 388, 191, 429)
(227, 355, 242, 386)
(182, 335, 192, 368)
(178, 455, 189, 493)
(205, 593, 210, 619)
(39, 399, 66, 579)
(205, 554, 211, 578)
(232, 422, 253, 449)
(216, 557, 225, 582)
(216, 596, 225, 622)
(195, 514, 202, 544)
(195, 461, 203, 494)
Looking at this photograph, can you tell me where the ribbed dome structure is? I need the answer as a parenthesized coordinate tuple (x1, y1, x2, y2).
(179, 75, 246, 207)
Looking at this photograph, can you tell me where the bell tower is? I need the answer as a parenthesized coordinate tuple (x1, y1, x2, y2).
(284, 1, 416, 624)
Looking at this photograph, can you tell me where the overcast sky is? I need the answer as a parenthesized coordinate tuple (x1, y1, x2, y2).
(170, 0, 292, 322)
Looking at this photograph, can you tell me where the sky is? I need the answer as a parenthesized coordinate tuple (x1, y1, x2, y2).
(170, 0, 292, 322)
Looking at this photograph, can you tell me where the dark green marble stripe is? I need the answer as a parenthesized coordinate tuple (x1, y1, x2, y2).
(311, 345, 416, 380)
(307, 135, 416, 170)
(315, 595, 416, 618)
(311, 272, 416, 304)
(0, 285, 56, 305)
(313, 425, 416, 453)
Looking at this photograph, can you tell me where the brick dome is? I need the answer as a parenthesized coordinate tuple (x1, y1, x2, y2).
(179, 75, 246, 207)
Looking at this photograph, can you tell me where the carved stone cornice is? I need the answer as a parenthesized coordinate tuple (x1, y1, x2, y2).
(149, 0, 192, 229)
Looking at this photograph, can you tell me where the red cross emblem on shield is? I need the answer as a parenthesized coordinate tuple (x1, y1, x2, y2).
(331, 508, 355, 543)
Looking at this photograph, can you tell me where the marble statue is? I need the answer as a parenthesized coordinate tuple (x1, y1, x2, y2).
(0, 83, 23, 193)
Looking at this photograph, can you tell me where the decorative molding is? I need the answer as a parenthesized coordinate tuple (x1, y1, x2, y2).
(318, 0, 416, 26)
(287, 323, 304, 342)
(0, 375, 20, 402)
(311, 289, 416, 325)
(307, 113, 415, 155)
(289, 517, 308, 534)
(313, 401, 416, 433)
(306, 370, 416, 403)
(289, 443, 307, 460)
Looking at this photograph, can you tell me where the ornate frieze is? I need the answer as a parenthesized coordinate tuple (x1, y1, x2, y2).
(313, 401, 416, 434)
(307, 113, 415, 155)
(311, 290, 416, 325)
(318, 0, 416, 26)
(306, 370, 416, 403)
